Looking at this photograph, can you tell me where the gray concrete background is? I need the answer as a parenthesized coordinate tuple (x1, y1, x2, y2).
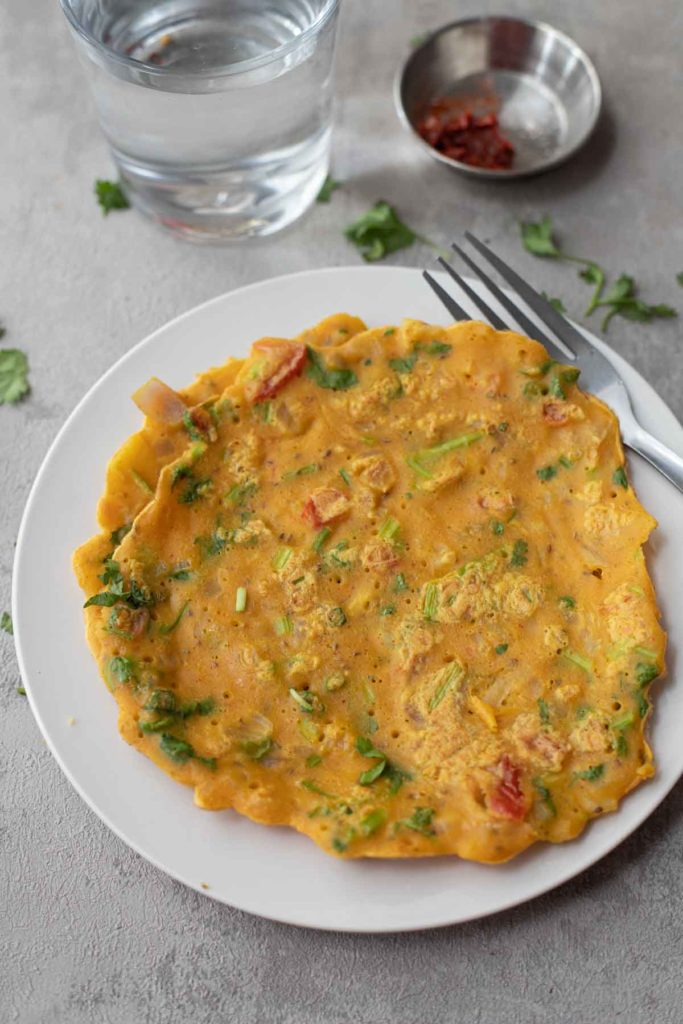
(2, 0, 682, 1021)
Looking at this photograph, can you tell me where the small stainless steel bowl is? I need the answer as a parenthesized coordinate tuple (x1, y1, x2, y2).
(395, 16, 601, 179)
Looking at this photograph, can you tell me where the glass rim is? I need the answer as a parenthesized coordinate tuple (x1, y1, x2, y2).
(59, 0, 340, 78)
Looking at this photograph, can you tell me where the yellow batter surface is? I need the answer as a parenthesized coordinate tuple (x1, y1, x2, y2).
(74, 315, 665, 861)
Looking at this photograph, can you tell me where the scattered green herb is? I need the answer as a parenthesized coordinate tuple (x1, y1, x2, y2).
(110, 524, 132, 547)
(573, 763, 605, 782)
(301, 779, 335, 797)
(558, 595, 576, 609)
(595, 274, 676, 332)
(316, 175, 342, 203)
(360, 808, 387, 837)
(1, 611, 13, 635)
(495, 643, 508, 655)
(159, 733, 215, 768)
(393, 573, 408, 593)
(540, 292, 566, 314)
(379, 604, 396, 616)
(490, 519, 505, 536)
(417, 340, 452, 357)
(282, 462, 320, 480)
(305, 346, 358, 391)
(389, 354, 418, 374)
(339, 467, 351, 486)
(240, 737, 272, 760)
(536, 465, 557, 482)
(95, 178, 130, 215)
(538, 698, 550, 725)
(108, 655, 136, 684)
(636, 662, 659, 687)
(345, 200, 418, 262)
(510, 539, 528, 567)
(0, 348, 30, 404)
(533, 778, 556, 816)
(226, 481, 257, 506)
(612, 466, 628, 489)
(400, 807, 435, 836)
(178, 477, 212, 504)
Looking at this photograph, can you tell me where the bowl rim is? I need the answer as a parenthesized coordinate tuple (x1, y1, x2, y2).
(394, 14, 603, 180)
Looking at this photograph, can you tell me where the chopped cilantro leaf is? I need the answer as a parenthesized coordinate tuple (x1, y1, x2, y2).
(1, 611, 13, 635)
(573, 764, 604, 782)
(305, 346, 358, 391)
(540, 292, 566, 314)
(520, 216, 562, 257)
(538, 698, 550, 724)
(316, 175, 342, 203)
(360, 808, 387, 837)
(495, 643, 508, 655)
(95, 178, 130, 215)
(400, 807, 435, 836)
(159, 734, 193, 763)
(0, 348, 30, 404)
(389, 354, 418, 374)
(510, 540, 528, 567)
(612, 466, 628, 489)
(345, 200, 417, 262)
(536, 465, 557, 482)
(240, 737, 272, 760)
(636, 662, 659, 687)
(533, 778, 556, 816)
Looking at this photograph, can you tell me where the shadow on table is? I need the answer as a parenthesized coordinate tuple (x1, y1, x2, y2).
(350, 103, 617, 215)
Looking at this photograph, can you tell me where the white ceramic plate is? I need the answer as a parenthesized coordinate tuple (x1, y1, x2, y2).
(13, 267, 683, 932)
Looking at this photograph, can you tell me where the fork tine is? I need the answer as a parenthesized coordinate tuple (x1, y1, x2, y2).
(452, 237, 572, 362)
(422, 270, 470, 322)
(464, 232, 592, 361)
(436, 257, 509, 331)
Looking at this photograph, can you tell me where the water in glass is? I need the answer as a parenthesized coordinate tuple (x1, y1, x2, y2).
(63, 0, 339, 241)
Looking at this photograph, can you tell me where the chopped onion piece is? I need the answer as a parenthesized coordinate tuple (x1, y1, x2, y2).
(132, 377, 187, 424)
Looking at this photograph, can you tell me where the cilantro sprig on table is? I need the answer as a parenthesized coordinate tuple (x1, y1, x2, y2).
(316, 175, 342, 203)
(95, 179, 130, 215)
(521, 215, 677, 331)
(0, 347, 30, 404)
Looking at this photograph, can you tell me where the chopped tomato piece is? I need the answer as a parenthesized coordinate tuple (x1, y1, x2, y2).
(252, 342, 306, 402)
(542, 401, 570, 426)
(302, 497, 322, 528)
(489, 755, 527, 821)
(302, 487, 351, 528)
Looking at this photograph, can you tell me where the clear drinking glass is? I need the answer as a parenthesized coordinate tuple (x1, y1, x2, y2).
(59, 0, 341, 242)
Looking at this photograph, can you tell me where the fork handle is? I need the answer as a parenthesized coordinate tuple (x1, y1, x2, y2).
(626, 424, 683, 494)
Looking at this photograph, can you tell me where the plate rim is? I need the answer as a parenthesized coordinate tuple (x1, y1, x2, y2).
(12, 265, 683, 932)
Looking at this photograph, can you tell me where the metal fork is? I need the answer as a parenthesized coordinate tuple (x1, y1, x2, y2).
(423, 234, 683, 494)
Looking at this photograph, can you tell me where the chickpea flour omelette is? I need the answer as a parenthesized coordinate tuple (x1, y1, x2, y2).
(73, 315, 665, 862)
